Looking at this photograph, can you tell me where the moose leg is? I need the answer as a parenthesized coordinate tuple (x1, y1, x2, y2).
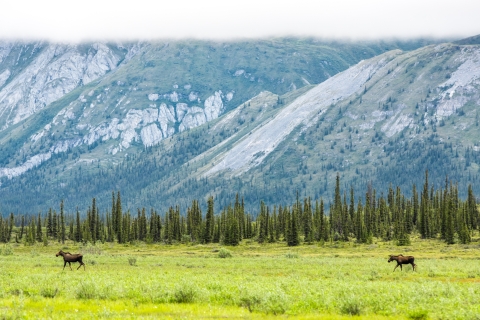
(393, 263, 399, 272)
(63, 261, 67, 270)
(399, 264, 403, 271)
(412, 263, 417, 271)
(77, 262, 86, 271)
(68, 262, 73, 271)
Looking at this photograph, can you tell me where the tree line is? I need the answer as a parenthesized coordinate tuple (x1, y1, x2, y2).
(0, 171, 478, 246)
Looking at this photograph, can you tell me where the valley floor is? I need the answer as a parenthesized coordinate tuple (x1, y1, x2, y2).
(1, 238, 480, 319)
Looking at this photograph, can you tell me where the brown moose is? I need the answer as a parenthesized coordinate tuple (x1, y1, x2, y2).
(56, 250, 86, 271)
(388, 254, 416, 272)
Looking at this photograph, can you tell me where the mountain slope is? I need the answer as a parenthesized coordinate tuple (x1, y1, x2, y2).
(0, 38, 437, 178)
(1, 37, 470, 213)
(0, 42, 138, 131)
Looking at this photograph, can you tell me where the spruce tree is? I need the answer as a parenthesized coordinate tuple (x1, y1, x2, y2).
(467, 184, 478, 231)
(419, 170, 430, 239)
(20, 215, 25, 240)
(305, 198, 314, 243)
(111, 191, 117, 234)
(116, 192, 123, 243)
(257, 201, 267, 243)
(60, 200, 66, 244)
(36, 213, 43, 242)
(445, 190, 455, 244)
(287, 206, 300, 246)
(52, 210, 58, 241)
(224, 205, 240, 246)
(75, 207, 82, 243)
(204, 196, 214, 243)
(268, 207, 276, 243)
(47, 208, 53, 238)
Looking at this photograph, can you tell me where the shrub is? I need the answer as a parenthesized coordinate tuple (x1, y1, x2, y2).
(87, 259, 97, 266)
(263, 292, 289, 315)
(76, 282, 97, 299)
(284, 252, 299, 259)
(128, 257, 137, 266)
(172, 284, 197, 303)
(181, 234, 191, 244)
(0, 245, 13, 256)
(408, 309, 429, 320)
(218, 248, 232, 258)
(81, 244, 102, 255)
(238, 294, 262, 312)
(339, 296, 363, 316)
(40, 287, 58, 298)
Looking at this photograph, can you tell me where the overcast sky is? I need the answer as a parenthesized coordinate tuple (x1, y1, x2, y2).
(2, 0, 479, 42)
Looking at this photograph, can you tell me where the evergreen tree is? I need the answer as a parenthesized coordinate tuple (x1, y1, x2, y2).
(287, 206, 300, 246)
(419, 170, 431, 238)
(444, 187, 455, 244)
(467, 184, 478, 231)
(355, 198, 366, 243)
(332, 173, 343, 238)
(268, 207, 276, 243)
(47, 208, 53, 238)
(458, 204, 471, 244)
(52, 210, 58, 241)
(20, 215, 25, 240)
(75, 207, 82, 242)
(412, 184, 419, 228)
(111, 191, 117, 234)
(204, 196, 214, 243)
(224, 205, 240, 246)
(60, 200, 66, 244)
(36, 213, 42, 242)
(304, 197, 314, 243)
(116, 192, 123, 243)
(257, 201, 267, 243)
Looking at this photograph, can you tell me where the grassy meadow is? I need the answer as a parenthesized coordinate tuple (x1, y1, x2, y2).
(1, 238, 480, 319)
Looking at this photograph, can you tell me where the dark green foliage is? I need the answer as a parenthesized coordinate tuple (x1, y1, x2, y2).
(204, 196, 215, 243)
(60, 200, 66, 244)
(0, 168, 478, 246)
(223, 205, 240, 246)
(286, 206, 300, 247)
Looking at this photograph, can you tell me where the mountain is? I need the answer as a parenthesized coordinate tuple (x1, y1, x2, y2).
(0, 37, 468, 214)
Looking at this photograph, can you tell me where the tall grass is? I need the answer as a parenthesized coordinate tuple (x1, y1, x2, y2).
(1, 240, 480, 318)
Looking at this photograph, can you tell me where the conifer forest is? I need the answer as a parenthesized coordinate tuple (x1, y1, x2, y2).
(2, 171, 478, 247)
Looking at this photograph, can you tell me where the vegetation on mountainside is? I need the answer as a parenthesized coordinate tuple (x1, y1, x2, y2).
(0, 38, 453, 213)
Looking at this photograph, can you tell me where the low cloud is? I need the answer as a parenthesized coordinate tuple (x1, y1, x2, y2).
(2, 0, 479, 42)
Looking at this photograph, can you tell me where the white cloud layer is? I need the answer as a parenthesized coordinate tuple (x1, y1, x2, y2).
(2, 0, 480, 42)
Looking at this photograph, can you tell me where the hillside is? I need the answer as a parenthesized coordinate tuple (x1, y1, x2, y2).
(1, 37, 474, 214)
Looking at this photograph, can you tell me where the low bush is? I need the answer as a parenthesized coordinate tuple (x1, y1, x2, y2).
(1, 244, 13, 256)
(128, 257, 137, 266)
(172, 284, 197, 303)
(218, 248, 232, 258)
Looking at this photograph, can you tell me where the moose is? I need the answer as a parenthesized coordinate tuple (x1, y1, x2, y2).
(56, 250, 86, 271)
(388, 254, 416, 272)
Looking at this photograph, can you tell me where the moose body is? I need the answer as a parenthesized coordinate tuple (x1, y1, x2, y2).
(388, 254, 416, 271)
(56, 250, 86, 271)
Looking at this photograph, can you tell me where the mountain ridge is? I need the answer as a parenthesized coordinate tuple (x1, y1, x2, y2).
(3, 37, 479, 214)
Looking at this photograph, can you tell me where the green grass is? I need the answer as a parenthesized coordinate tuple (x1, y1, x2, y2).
(1, 239, 480, 319)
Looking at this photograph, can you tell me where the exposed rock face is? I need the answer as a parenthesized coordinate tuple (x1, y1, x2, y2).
(205, 53, 399, 176)
(179, 107, 207, 132)
(141, 124, 163, 147)
(0, 86, 226, 179)
(436, 47, 480, 117)
(0, 42, 136, 131)
(0, 152, 51, 179)
(204, 91, 224, 121)
(1, 39, 478, 188)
